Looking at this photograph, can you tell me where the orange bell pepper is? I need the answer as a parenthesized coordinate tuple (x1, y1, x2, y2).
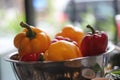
(56, 25, 84, 47)
(14, 22, 51, 57)
(44, 40, 82, 61)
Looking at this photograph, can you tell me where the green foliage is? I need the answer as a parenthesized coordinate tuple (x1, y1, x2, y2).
(0, 12, 25, 36)
(79, 11, 116, 42)
(8, 13, 25, 34)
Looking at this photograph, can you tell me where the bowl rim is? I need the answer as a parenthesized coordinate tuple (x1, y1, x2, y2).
(5, 42, 115, 64)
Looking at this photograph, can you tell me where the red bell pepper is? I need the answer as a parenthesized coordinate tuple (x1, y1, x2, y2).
(80, 25, 108, 56)
(20, 53, 44, 61)
(52, 36, 79, 47)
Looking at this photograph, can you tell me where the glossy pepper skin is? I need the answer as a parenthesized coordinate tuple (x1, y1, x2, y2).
(14, 22, 51, 57)
(44, 40, 82, 61)
(20, 53, 44, 61)
(55, 25, 84, 47)
(80, 25, 108, 56)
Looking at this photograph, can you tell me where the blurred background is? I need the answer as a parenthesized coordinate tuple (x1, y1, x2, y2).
(0, 0, 120, 80)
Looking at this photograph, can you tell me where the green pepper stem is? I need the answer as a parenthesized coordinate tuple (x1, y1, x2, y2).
(20, 21, 36, 39)
(87, 25, 95, 34)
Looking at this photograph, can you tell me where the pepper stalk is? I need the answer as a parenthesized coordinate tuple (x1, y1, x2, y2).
(20, 21, 36, 39)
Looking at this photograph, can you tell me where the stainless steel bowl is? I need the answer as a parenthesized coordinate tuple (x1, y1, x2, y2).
(5, 43, 114, 80)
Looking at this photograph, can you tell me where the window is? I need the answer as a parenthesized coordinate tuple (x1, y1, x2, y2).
(28, 0, 118, 43)
(65, 0, 117, 43)
(0, 0, 25, 53)
(0, 1, 25, 80)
